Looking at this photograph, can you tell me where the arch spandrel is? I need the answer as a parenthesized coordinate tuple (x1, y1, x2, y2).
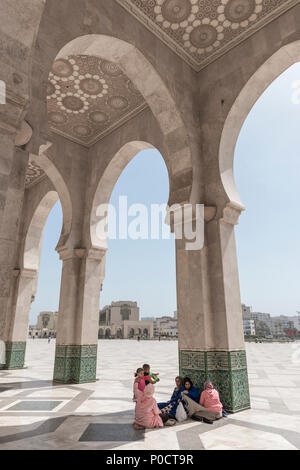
(30, 145, 73, 251)
(23, 190, 58, 272)
(219, 40, 300, 214)
(54, 34, 193, 207)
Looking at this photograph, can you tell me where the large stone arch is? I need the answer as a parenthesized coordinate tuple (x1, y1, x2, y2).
(90, 140, 166, 250)
(219, 40, 300, 210)
(29, 146, 72, 251)
(23, 190, 59, 272)
(55, 34, 193, 206)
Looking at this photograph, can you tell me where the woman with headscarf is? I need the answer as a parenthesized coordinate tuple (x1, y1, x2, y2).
(158, 376, 185, 419)
(199, 381, 223, 417)
(182, 380, 223, 423)
(181, 377, 200, 402)
(133, 383, 164, 430)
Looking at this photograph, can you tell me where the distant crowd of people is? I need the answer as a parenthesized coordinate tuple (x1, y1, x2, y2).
(133, 364, 227, 429)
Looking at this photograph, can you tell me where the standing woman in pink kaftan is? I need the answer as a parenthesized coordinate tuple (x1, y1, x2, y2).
(133, 383, 163, 430)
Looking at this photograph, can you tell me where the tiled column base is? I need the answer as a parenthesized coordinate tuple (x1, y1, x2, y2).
(0, 342, 26, 370)
(179, 349, 251, 413)
(53, 344, 97, 384)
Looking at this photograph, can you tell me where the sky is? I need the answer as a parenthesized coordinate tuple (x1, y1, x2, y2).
(29, 62, 300, 323)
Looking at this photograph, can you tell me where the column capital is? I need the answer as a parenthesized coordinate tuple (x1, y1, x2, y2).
(220, 203, 244, 226)
(57, 247, 107, 261)
(166, 204, 216, 232)
(12, 268, 38, 280)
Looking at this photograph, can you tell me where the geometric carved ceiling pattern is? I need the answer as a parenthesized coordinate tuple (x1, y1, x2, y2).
(26, 0, 296, 187)
(47, 55, 147, 147)
(26, 55, 147, 188)
(116, 0, 297, 71)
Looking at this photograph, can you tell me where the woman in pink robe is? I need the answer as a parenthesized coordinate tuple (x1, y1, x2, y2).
(133, 383, 163, 430)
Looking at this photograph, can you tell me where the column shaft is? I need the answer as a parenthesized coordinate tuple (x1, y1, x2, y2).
(177, 209, 250, 413)
(53, 249, 105, 384)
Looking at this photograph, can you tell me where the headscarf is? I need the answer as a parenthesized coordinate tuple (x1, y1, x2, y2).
(204, 381, 214, 390)
(175, 376, 184, 390)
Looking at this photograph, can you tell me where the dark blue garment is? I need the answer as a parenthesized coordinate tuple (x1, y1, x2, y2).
(158, 386, 185, 417)
(170, 386, 185, 402)
(185, 386, 200, 403)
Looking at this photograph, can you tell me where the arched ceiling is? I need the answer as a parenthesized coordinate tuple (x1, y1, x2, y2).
(116, 0, 297, 71)
(25, 0, 296, 188)
(25, 54, 147, 188)
(47, 55, 147, 147)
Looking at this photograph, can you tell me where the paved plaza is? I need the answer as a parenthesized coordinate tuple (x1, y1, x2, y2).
(0, 340, 299, 450)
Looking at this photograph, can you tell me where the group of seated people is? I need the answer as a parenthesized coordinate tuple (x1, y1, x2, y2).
(133, 365, 226, 430)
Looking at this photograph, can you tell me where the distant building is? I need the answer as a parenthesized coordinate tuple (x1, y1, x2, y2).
(243, 319, 256, 336)
(29, 312, 58, 338)
(154, 316, 178, 337)
(242, 304, 299, 337)
(99, 301, 153, 339)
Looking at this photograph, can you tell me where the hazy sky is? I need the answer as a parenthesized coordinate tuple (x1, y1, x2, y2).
(29, 62, 300, 323)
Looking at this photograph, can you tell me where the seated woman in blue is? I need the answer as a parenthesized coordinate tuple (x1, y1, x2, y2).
(182, 377, 199, 402)
(158, 376, 185, 418)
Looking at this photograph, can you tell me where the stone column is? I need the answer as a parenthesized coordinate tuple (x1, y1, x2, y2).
(0, 143, 29, 368)
(0, 268, 37, 370)
(53, 247, 106, 384)
(177, 205, 250, 413)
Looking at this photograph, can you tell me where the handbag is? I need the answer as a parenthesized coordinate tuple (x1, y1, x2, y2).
(175, 402, 187, 422)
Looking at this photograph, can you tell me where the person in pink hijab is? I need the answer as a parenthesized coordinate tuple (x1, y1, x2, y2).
(133, 383, 163, 430)
(199, 381, 223, 417)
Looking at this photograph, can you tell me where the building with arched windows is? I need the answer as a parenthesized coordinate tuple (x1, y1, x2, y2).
(99, 301, 154, 339)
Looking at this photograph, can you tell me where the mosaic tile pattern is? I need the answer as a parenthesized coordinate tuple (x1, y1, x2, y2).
(0, 342, 26, 370)
(53, 344, 97, 384)
(179, 349, 251, 413)
(117, 0, 297, 70)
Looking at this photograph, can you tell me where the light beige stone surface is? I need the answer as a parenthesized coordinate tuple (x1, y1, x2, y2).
(0, 0, 300, 389)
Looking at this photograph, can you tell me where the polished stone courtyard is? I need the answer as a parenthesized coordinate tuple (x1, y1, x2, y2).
(0, 340, 299, 450)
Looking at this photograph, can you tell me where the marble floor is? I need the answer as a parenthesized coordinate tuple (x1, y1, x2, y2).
(0, 340, 299, 450)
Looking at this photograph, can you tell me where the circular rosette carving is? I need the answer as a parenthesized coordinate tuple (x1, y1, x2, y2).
(62, 96, 84, 111)
(73, 125, 92, 138)
(155, 0, 199, 29)
(225, 0, 256, 22)
(100, 60, 122, 77)
(190, 24, 218, 48)
(217, 0, 262, 29)
(161, 0, 192, 23)
(48, 112, 68, 125)
(108, 96, 129, 110)
(52, 59, 74, 79)
(89, 111, 108, 125)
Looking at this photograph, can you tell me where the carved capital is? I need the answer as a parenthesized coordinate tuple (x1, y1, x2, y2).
(166, 204, 216, 233)
(58, 246, 107, 262)
(221, 203, 243, 226)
